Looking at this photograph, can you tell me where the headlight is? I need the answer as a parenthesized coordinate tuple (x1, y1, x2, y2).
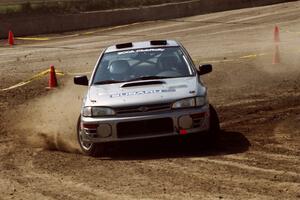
(172, 97, 206, 109)
(195, 96, 206, 106)
(82, 107, 116, 117)
(172, 98, 195, 109)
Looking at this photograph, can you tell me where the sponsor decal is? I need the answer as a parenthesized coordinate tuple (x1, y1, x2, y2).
(118, 48, 165, 55)
(110, 89, 176, 98)
(169, 85, 188, 89)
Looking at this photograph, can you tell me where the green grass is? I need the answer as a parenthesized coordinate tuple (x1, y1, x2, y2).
(0, 0, 188, 15)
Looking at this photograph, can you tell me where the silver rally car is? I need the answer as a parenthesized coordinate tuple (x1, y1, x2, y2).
(74, 40, 220, 156)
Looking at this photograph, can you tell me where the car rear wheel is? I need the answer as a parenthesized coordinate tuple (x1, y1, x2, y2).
(77, 116, 105, 157)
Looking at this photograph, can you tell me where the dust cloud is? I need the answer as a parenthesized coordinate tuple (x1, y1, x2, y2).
(9, 79, 87, 153)
(204, 31, 300, 92)
(252, 29, 300, 74)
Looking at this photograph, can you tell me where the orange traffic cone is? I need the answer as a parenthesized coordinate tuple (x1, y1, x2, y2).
(274, 25, 280, 43)
(272, 45, 280, 64)
(47, 65, 58, 89)
(8, 30, 15, 46)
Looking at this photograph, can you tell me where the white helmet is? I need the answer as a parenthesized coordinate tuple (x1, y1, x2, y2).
(108, 60, 130, 80)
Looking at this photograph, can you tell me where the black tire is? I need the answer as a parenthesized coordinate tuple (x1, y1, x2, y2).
(206, 104, 220, 143)
(77, 116, 105, 157)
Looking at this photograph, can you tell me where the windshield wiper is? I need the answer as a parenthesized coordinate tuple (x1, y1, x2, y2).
(128, 76, 172, 82)
(93, 80, 124, 85)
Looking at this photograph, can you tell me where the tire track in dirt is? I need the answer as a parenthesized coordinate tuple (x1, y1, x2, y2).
(188, 157, 300, 180)
(136, 157, 299, 199)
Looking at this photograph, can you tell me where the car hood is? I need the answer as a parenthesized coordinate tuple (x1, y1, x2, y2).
(86, 77, 206, 107)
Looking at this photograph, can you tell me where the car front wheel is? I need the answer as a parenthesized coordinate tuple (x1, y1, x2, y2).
(207, 104, 221, 143)
(77, 116, 105, 157)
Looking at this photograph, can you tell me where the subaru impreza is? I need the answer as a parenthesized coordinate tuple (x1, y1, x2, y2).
(74, 40, 219, 156)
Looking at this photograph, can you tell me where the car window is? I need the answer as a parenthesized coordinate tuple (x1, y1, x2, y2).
(92, 47, 194, 84)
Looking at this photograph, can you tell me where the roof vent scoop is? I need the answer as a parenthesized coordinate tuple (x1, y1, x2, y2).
(150, 40, 167, 45)
(116, 42, 133, 49)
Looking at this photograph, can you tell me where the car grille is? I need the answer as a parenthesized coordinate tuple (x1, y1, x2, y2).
(115, 103, 171, 115)
(117, 118, 174, 138)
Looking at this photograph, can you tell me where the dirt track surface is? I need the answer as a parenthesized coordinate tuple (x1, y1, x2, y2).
(0, 1, 300, 199)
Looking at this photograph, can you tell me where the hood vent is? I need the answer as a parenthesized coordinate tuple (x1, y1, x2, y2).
(121, 81, 165, 88)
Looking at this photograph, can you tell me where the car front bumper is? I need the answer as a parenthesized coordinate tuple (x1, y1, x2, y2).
(80, 104, 210, 143)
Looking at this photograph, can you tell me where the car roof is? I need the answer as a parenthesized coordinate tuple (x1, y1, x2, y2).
(105, 40, 180, 53)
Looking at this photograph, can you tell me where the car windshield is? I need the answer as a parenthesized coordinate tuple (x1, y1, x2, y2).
(92, 47, 194, 84)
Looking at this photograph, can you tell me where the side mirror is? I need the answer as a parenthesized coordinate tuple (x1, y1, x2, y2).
(74, 76, 89, 86)
(197, 64, 212, 75)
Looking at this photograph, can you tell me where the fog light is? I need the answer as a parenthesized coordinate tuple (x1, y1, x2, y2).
(178, 115, 193, 129)
(97, 124, 112, 138)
